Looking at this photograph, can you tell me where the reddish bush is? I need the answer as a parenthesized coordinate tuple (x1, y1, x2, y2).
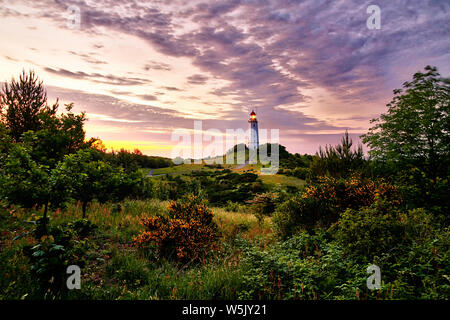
(133, 195, 219, 262)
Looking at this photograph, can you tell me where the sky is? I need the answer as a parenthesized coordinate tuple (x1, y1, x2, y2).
(0, 0, 449, 157)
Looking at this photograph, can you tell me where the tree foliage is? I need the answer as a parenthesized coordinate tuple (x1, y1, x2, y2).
(53, 149, 134, 218)
(0, 143, 69, 232)
(311, 131, 365, 178)
(23, 103, 88, 168)
(0, 70, 56, 142)
(362, 66, 450, 179)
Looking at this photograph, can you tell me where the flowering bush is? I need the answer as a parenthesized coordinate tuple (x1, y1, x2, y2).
(134, 195, 220, 262)
(303, 174, 401, 209)
(273, 174, 402, 237)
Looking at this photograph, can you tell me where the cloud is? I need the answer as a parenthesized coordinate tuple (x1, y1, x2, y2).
(137, 94, 158, 101)
(4, 55, 19, 62)
(44, 67, 151, 86)
(162, 86, 182, 91)
(18, 0, 450, 111)
(2, 0, 449, 154)
(187, 74, 209, 85)
(68, 51, 107, 65)
(144, 61, 172, 71)
(45, 84, 347, 142)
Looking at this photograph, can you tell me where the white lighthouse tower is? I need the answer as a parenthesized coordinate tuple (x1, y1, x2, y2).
(248, 110, 259, 150)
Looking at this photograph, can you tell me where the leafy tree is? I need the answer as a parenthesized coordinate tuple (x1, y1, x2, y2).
(54, 149, 135, 218)
(111, 148, 140, 174)
(362, 66, 450, 179)
(22, 103, 88, 168)
(0, 70, 57, 142)
(93, 146, 173, 171)
(0, 144, 68, 233)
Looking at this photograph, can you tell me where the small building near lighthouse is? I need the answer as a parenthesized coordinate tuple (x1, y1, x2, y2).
(248, 110, 259, 150)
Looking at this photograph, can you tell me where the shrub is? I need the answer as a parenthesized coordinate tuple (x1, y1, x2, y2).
(22, 221, 87, 299)
(273, 194, 334, 237)
(396, 166, 450, 220)
(333, 204, 449, 299)
(239, 216, 450, 299)
(225, 200, 243, 212)
(248, 192, 279, 227)
(285, 167, 311, 180)
(134, 195, 220, 262)
(238, 232, 362, 300)
(333, 202, 436, 262)
(273, 174, 401, 237)
(332, 200, 404, 262)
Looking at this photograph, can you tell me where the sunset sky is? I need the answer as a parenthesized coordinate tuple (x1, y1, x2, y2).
(1, 0, 449, 157)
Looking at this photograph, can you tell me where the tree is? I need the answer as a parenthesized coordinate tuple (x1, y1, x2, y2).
(112, 148, 140, 174)
(0, 70, 57, 142)
(311, 131, 365, 178)
(23, 103, 88, 168)
(362, 66, 450, 179)
(54, 149, 135, 218)
(0, 143, 68, 233)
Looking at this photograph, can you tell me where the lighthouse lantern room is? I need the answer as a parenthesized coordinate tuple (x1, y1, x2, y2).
(248, 110, 259, 150)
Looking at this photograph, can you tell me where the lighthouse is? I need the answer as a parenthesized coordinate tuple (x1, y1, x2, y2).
(248, 110, 259, 150)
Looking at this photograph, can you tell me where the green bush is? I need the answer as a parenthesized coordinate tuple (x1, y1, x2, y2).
(239, 215, 450, 300)
(248, 192, 279, 227)
(225, 200, 243, 212)
(238, 232, 364, 300)
(22, 221, 88, 299)
(285, 167, 311, 180)
(333, 202, 436, 262)
(396, 166, 450, 221)
(332, 203, 450, 299)
(273, 195, 334, 237)
(332, 201, 405, 262)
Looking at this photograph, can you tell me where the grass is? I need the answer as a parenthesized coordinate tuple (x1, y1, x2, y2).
(213, 207, 274, 242)
(231, 163, 261, 173)
(0, 197, 273, 300)
(259, 174, 306, 189)
(148, 162, 272, 176)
